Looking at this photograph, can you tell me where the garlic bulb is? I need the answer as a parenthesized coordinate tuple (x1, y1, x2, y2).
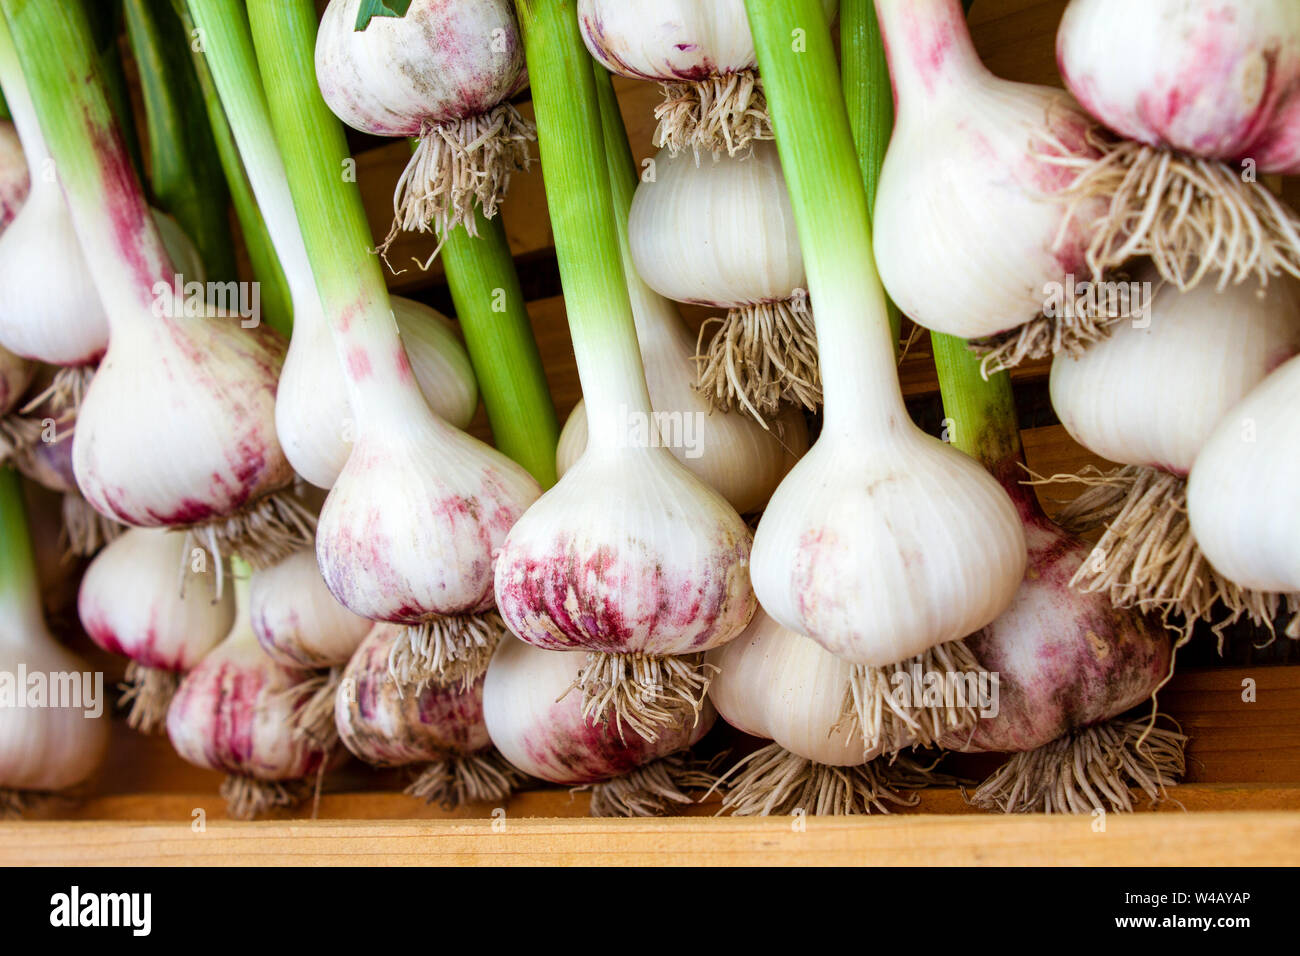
(277, 294, 479, 490)
(1056, 0, 1300, 287)
(250, 545, 370, 670)
(871, 0, 1106, 367)
(0, 467, 107, 812)
(78, 527, 234, 731)
(554, 269, 809, 514)
(629, 143, 818, 417)
(0, 119, 28, 230)
(483, 636, 713, 792)
(578, 0, 839, 158)
(314, 0, 532, 246)
(335, 624, 519, 806)
(1188, 354, 1300, 610)
(1051, 272, 1300, 475)
(166, 571, 326, 819)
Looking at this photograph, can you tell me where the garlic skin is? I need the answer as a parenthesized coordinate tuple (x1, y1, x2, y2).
(277, 295, 479, 490)
(335, 624, 490, 767)
(77, 528, 234, 672)
(0, 119, 28, 230)
(166, 622, 323, 783)
(316, 406, 540, 626)
(630, 144, 803, 313)
(250, 546, 371, 670)
(482, 635, 714, 785)
(577, 0, 838, 82)
(494, 445, 756, 656)
(1050, 274, 1300, 474)
(707, 609, 868, 766)
(1058, 0, 1300, 173)
(942, 498, 1171, 754)
(0, 343, 32, 416)
(1188, 354, 1300, 595)
(872, 0, 1104, 339)
(73, 313, 294, 528)
(0, 629, 107, 795)
(752, 428, 1027, 668)
(315, 0, 526, 137)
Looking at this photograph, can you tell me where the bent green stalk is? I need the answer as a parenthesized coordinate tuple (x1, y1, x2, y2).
(175, 0, 292, 336)
(126, 0, 237, 282)
(512, 0, 653, 449)
(0, 465, 41, 638)
(442, 210, 559, 487)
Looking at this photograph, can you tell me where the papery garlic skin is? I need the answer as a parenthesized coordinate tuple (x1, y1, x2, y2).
(494, 445, 756, 656)
(73, 314, 293, 528)
(630, 144, 804, 312)
(483, 635, 713, 785)
(277, 295, 479, 490)
(1188, 354, 1300, 595)
(707, 609, 868, 766)
(250, 546, 371, 670)
(315, 0, 526, 137)
(335, 624, 490, 767)
(577, 0, 837, 82)
(1050, 274, 1300, 474)
(316, 410, 540, 625)
(1058, 0, 1300, 173)
(872, 0, 1104, 339)
(0, 120, 28, 230)
(166, 626, 323, 782)
(752, 429, 1027, 668)
(78, 528, 233, 672)
(943, 499, 1170, 753)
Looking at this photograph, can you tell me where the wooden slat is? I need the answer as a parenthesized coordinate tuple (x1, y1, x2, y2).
(2, 793, 1297, 865)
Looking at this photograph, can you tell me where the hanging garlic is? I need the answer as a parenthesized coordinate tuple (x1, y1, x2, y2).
(1049, 271, 1300, 631)
(0, 119, 28, 229)
(1056, 0, 1300, 288)
(335, 624, 521, 807)
(871, 0, 1108, 374)
(314, 0, 532, 252)
(630, 143, 818, 419)
(578, 0, 839, 158)
(1187, 354, 1300, 635)
(166, 563, 327, 820)
(483, 635, 715, 817)
(277, 294, 479, 490)
(77, 527, 233, 733)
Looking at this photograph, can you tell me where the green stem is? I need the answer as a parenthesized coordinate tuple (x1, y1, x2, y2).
(85, 0, 145, 184)
(3, 0, 174, 328)
(442, 211, 559, 487)
(175, 0, 291, 336)
(248, 0, 420, 425)
(513, 0, 651, 450)
(841, 0, 901, 350)
(0, 11, 42, 166)
(744, 0, 902, 443)
(126, 0, 237, 281)
(0, 466, 43, 638)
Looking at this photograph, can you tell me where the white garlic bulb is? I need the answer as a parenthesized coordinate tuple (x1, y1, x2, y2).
(0, 119, 28, 230)
(250, 545, 371, 670)
(1051, 272, 1300, 473)
(1188, 354, 1300, 597)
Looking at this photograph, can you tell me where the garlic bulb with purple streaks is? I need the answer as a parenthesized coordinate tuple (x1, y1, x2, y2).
(250, 545, 371, 670)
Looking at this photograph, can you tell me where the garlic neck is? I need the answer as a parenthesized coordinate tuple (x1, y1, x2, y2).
(875, 0, 987, 114)
(574, 318, 656, 453)
(0, 14, 47, 172)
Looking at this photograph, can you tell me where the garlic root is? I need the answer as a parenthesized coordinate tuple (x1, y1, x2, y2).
(388, 612, 506, 692)
(969, 717, 1187, 814)
(181, 489, 316, 581)
(61, 492, 122, 558)
(695, 300, 821, 421)
(405, 750, 524, 810)
(717, 743, 951, 817)
(1062, 137, 1300, 292)
(974, 305, 1125, 377)
(571, 651, 716, 743)
(119, 662, 179, 736)
(284, 668, 342, 750)
(584, 752, 716, 818)
(842, 638, 985, 755)
(654, 70, 771, 161)
(219, 776, 310, 821)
